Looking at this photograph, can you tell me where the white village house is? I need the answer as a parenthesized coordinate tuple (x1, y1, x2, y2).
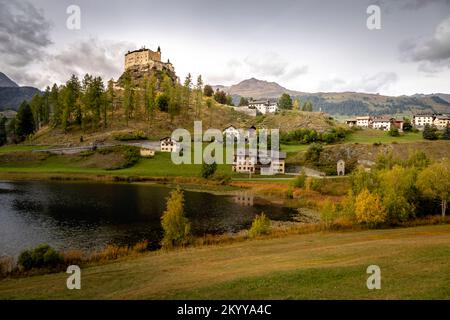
(222, 125, 240, 141)
(248, 99, 279, 115)
(232, 150, 286, 175)
(356, 116, 372, 128)
(160, 137, 179, 153)
(434, 115, 450, 129)
(372, 116, 395, 131)
(413, 113, 450, 129)
(413, 113, 435, 128)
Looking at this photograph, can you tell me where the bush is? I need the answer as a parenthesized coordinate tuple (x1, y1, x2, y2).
(388, 127, 400, 137)
(200, 162, 217, 179)
(304, 143, 323, 163)
(320, 200, 338, 227)
(423, 124, 438, 140)
(18, 244, 63, 271)
(248, 213, 271, 238)
(0, 256, 14, 278)
(114, 130, 147, 141)
(305, 177, 324, 191)
(292, 171, 306, 188)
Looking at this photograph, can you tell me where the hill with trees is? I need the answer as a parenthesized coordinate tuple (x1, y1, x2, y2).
(214, 78, 450, 117)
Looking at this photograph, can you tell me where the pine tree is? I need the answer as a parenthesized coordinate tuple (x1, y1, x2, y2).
(278, 93, 292, 109)
(107, 79, 116, 123)
(422, 124, 438, 140)
(442, 124, 450, 140)
(0, 116, 7, 146)
(16, 101, 35, 141)
(195, 75, 203, 118)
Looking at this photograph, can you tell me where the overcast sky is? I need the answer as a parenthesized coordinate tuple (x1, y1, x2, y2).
(0, 0, 449, 95)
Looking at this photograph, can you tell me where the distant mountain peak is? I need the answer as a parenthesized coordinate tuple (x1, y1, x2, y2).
(227, 77, 299, 99)
(0, 72, 19, 88)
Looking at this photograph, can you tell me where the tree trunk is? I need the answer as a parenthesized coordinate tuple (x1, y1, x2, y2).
(442, 199, 447, 217)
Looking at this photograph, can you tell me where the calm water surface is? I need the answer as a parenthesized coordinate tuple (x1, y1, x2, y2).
(0, 181, 296, 257)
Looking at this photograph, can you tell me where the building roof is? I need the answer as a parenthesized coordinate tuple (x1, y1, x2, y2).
(160, 136, 177, 142)
(223, 125, 237, 131)
(372, 116, 394, 122)
(356, 116, 371, 120)
(236, 149, 286, 159)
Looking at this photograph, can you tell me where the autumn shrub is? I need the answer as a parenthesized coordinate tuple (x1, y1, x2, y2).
(292, 171, 306, 188)
(248, 213, 272, 238)
(132, 240, 150, 253)
(355, 189, 387, 227)
(305, 177, 323, 191)
(320, 200, 339, 228)
(62, 250, 85, 266)
(0, 256, 14, 278)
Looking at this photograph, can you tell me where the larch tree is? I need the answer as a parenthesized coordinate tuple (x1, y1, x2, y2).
(417, 161, 450, 217)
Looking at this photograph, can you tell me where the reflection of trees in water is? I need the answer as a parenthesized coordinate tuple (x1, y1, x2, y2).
(2, 181, 296, 256)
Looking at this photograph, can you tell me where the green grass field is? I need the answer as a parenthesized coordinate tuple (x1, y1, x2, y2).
(0, 151, 233, 177)
(1, 224, 449, 299)
(346, 129, 422, 144)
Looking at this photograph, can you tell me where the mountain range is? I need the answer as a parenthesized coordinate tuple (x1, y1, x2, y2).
(213, 78, 450, 117)
(0, 73, 41, 111)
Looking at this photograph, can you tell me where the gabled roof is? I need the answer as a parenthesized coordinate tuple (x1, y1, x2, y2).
(160, 136, 177, 142)
(223, 125, 237, 130)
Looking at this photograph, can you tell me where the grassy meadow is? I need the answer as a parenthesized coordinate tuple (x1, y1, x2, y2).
(0, 224, 449, 299)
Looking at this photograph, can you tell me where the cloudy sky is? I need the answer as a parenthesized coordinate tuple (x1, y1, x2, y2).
(0, 0, 449, 95)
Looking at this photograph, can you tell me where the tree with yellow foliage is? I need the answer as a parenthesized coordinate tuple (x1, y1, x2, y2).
(355, 189, 387, 227)
(161, 188, 191, 248)
(417, 161, 450, 217)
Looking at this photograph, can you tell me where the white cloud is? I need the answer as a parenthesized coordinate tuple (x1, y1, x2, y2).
(318, 72, 398, 93)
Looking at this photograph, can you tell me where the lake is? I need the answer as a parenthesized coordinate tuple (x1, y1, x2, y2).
(0, 181, 296, 257)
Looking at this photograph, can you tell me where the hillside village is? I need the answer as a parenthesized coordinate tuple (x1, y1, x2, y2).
(1, 45, 450, 179)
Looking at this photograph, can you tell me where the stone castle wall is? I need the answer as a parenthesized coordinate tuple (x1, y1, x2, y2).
(125, 49, 161, 70)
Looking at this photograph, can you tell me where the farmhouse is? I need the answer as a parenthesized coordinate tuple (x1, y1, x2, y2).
(356, 116, 372, 128)
(160, 137, 179, 153)
(232, 150, 286, 175)
(248, 99, 278, 114)
(346, 119, 357, 127)
(413, 113, 450, 129)
(372, 116, 395, 131)
(222, 125, 240, 141)
(413, 113, 434, 128)
(140, 147, 155, 157)
(434, 115, 450, 129)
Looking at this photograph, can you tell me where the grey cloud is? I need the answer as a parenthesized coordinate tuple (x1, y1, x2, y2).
(45, 38, 136, 85)
(400, 15, 450, 72)
(0, 0, 52, 67)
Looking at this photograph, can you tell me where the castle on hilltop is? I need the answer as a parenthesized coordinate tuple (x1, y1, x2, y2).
(124, 46, 175, 74)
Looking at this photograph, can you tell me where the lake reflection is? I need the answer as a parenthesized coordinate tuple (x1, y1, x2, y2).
(0, 181, 295, 257)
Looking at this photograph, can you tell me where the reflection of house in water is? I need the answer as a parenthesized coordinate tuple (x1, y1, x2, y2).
(233, 192, 254, 206)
